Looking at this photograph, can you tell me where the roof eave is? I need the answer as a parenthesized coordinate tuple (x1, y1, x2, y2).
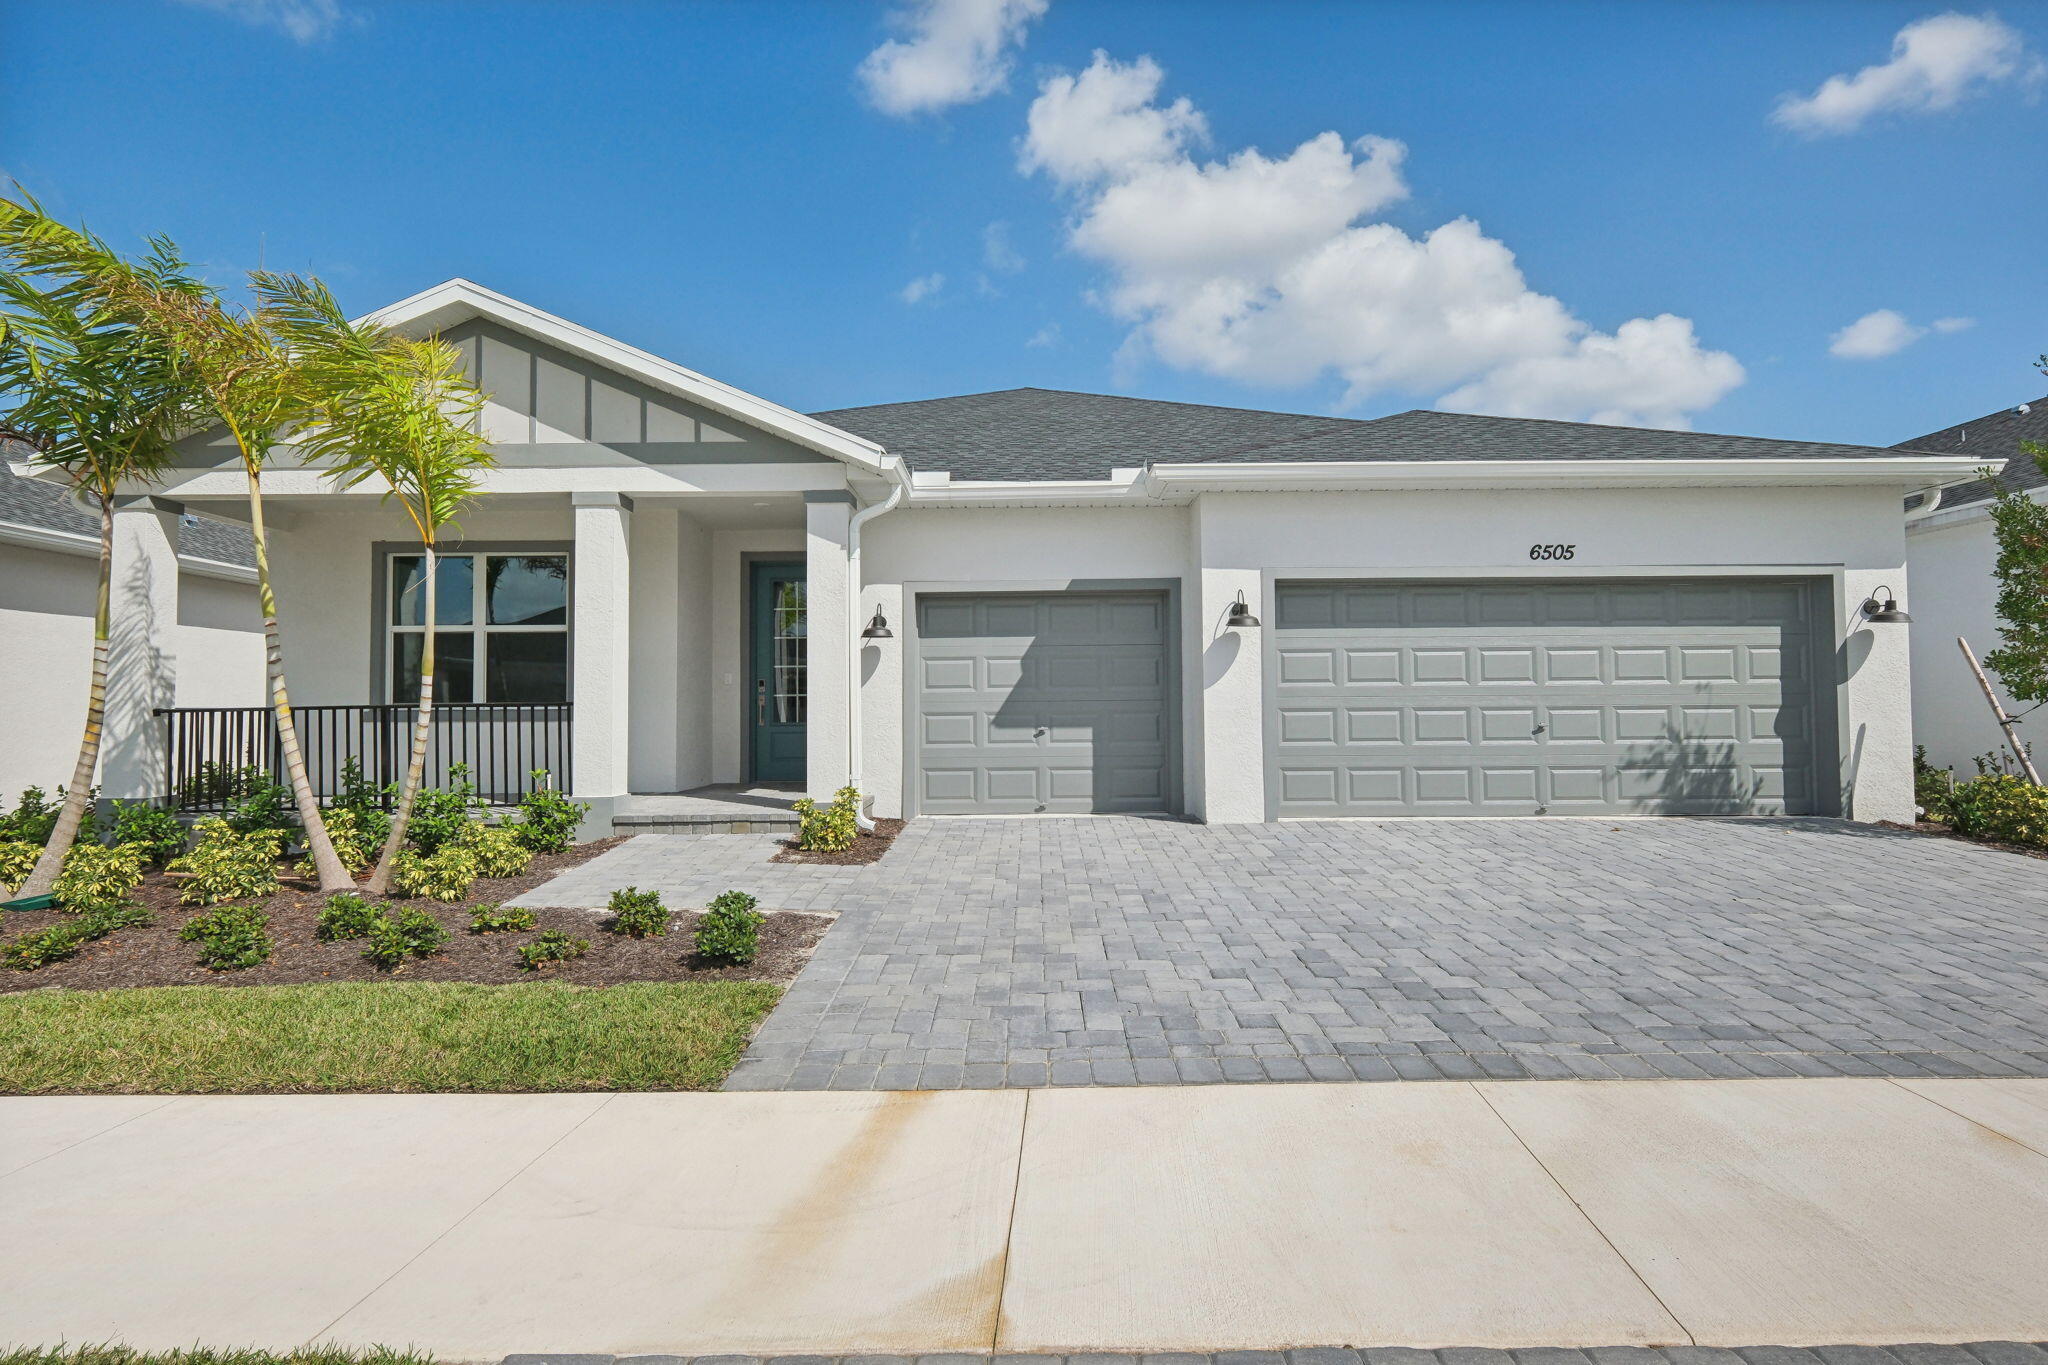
(907, 456, 1998, 504)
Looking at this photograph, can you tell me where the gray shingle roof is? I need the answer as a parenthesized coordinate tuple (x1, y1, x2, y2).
(0, 460, 255, 566)
(814, 387, 1962, 482)
(1892, 394, 2048, 510)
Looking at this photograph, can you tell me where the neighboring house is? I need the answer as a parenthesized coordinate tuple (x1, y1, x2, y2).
(0, 458, 265, 800)
(1898, 395, 2048, 776)
(10, 280, 1984, 829)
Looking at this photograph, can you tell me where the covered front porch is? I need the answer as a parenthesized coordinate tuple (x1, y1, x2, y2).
(107, 484, 862, 837)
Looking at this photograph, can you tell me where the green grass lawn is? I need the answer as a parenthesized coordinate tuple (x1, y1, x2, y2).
(0, 980, 781, 1094)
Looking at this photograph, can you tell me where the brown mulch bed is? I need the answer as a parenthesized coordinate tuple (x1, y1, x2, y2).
(770, 817, 906, 866)
(1878, 818, 2048, 863)
(0, 837, 830, 993)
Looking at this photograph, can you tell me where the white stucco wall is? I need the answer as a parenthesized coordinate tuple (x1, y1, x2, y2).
(1905, 507, 2027, 776)
(855, 486, 1917, 824)
(0, 540, 264, 799)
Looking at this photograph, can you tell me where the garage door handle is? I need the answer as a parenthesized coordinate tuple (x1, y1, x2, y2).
(1532, 723, 1547, 734)
(1034, 727, 1047, 737)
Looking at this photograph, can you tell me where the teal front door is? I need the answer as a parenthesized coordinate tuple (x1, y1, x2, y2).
(748, 561, 807, 783)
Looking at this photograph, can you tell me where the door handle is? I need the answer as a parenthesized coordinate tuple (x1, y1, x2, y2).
(1532, 723, 1547, 735)
(756, 679, 767, 724)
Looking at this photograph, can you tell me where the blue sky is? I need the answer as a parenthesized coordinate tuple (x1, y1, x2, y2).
(4, 0, 2044, 446)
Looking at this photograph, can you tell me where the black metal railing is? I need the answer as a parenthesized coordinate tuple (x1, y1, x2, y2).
(156, 703, 573, 811)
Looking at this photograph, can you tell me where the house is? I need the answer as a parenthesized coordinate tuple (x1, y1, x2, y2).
(18, 279, 1987, 831)
(0, 458, 265, 800)
(1898, 395, 2048, 776)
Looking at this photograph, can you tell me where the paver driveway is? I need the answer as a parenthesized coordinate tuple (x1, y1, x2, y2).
(516, 816, 2048, 1090)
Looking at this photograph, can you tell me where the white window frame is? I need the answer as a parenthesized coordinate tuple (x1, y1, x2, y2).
(385, 549, 572, 704)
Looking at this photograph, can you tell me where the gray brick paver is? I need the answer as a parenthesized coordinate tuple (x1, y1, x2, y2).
(521, 819, 2048, 1092)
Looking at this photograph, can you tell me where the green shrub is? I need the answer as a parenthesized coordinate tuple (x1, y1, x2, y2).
(178, 904, 272, 970)
(514, 770, 588, 854)
(791, 785, 861, 853)
(453, 820, 534, 878)
(1, 903, 153, 971)
(53, 843, 147, 913)
(389, 845, 480, 902)
(3, 920, 92, 970)
(362, 907, 450, 968)
(469, 902, 536, 933)
(606, 885, 669, 938)
(409, 763, 486, 854)
(0, 840, 39, 894)
(1914, 745, 1956, 822)
(517, 929, 589, 970)
(0, 785, 60, 844)
(110, 800, 188, 867)
(169, 818, 283, 905)
(330, 756, 395, 848)
(317, 892, 383, 941)
(1947, 772, 2048, 848)
(693, 888, 764, 965)
(298, 806, 376, 879)
(225, 774, 297, 839)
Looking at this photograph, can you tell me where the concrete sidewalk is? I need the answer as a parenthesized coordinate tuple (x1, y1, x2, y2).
(5, 1078, 2048, 1357)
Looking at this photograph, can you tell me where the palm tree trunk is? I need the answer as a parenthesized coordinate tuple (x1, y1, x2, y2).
(246, 463, 354, 892)
(363, 543, 437, 895)
(16, 495, 115, 899)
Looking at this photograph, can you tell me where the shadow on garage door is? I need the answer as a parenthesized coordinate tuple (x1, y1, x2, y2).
(913, 588, 1178, 814)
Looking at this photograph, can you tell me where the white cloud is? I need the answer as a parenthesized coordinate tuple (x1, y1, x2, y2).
(900, 272, 946, 304)
(858, 0, 1049, 117)
(983, 221, 1025, 273)
(1020, 52, 1743, 428)
(1773, 11, 2043, 135)
(1933, 315, 1977, 332)
(1026, 322, 1061, 348)
(173, 0, 346, 43)
(1828, 308, 1976, 358)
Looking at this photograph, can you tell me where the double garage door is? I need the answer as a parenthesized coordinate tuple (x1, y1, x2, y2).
(909, 579, 1831, 819)
(914, 590, 1174, 815)
(1270, 578, 1832, 818)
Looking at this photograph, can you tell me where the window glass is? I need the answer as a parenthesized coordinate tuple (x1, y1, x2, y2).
(393, 632, 476, 704)
(486, 633, 569, 703)
(487, 555, 569, 625)
(392, 555, 474, 626)
(772, 579, 806, 723)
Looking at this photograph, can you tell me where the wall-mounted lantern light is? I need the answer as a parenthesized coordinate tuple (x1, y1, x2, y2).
(1861, 586, 1911, 624)
(1226, 590, 1261, 628)
(860, 608, 894, 640)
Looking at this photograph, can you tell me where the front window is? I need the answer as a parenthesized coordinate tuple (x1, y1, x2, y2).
(388, 552, 568, 703)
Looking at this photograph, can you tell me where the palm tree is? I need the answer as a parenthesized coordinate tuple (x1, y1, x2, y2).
(0, 201, 205, 898)
(3, 206, 357, 890)
(255, 272, 493, 894)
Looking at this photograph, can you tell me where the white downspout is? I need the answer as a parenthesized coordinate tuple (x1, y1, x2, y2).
(847, 458, 911, 832)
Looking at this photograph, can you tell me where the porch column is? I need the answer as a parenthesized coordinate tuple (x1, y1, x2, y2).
(804, 491, 854, 800)
(571, 493, 632, 829)
(102, 496, 182, 802)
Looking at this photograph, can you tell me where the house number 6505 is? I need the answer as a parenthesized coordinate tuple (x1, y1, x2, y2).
(1528, 543, 1577, 560)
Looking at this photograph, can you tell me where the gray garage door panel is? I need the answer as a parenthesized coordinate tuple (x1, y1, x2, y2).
(1270, 579, 1832, 817)
(916, 591, 1172, 814)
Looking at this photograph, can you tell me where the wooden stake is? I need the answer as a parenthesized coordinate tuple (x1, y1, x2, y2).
(1959, 636, 2043, 784)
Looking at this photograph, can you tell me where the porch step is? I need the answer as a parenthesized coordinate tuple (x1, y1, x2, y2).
(611, 812, 800, 838)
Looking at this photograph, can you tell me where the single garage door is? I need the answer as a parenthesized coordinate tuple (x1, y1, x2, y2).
(915, 590, 1174, 814)
(1269, 578, 1832, 817)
